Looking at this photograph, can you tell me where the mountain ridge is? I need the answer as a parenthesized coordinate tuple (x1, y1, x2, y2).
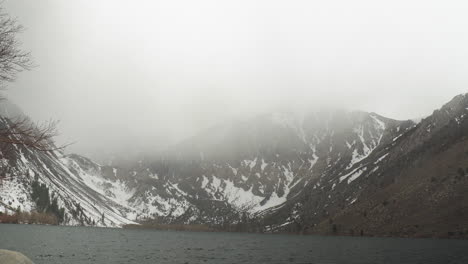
(1, 94, 467, 238)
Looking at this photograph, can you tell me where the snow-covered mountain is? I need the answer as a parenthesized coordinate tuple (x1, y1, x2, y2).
(266, 93, 468, 237)
(2, 94, 468, 238)
(0, 105, 403, 227)
(0, 127, 135, 226)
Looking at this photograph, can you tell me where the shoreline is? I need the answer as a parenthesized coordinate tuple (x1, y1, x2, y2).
(2, 222, 467, 240)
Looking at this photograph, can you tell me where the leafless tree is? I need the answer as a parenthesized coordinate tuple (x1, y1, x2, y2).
(0, 6, 62, 152)
(0, 7, 32, 84)
(0, 117, 62, 151)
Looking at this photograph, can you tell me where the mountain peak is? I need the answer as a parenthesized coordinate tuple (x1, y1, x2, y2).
(439, 93, 468, 112)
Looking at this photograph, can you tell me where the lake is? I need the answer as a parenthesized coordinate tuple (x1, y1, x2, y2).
(0, 224, 467, 264)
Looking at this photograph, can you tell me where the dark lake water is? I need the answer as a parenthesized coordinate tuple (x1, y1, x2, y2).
(1, 224, 468, 264)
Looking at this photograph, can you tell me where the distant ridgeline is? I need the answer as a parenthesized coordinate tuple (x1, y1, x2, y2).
(1, 94, 468, 238)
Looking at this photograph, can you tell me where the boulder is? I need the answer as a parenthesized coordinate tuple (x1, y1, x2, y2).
(0, 249, 34, 264)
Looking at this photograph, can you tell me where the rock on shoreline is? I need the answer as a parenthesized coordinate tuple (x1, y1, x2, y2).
(0, 249, 34, 264)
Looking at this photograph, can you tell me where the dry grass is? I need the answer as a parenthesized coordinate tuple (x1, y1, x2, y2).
(0, 212, 58, 225)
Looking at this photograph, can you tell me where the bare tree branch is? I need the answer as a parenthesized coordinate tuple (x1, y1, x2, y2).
(0, 8, 33, 86)
(0, 117, 69, 152)
(0, 6, 66, 153)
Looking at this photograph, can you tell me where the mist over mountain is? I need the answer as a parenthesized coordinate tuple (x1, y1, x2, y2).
(4, 0, 468, 161)
(1, 93, 467, 238)
(2, 2, 468, 264)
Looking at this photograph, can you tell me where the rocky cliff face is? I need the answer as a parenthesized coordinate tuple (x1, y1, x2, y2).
(260, 94, 468, 238)
(1, 94, 468, 238)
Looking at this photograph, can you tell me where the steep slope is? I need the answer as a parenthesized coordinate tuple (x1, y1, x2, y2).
(0, 116, 136, 227)
(266, 94, 468, 238)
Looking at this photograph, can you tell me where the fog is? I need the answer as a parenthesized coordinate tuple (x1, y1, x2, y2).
(3, 0, 468, 159)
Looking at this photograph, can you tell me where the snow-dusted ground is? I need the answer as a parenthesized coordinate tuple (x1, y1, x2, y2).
(0, 176, 34, 213)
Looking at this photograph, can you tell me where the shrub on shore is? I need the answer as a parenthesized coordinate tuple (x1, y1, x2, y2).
(0, 211, 58, 225)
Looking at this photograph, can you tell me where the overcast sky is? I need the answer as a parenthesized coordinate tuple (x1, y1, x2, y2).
(3, 0, 468, 159)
